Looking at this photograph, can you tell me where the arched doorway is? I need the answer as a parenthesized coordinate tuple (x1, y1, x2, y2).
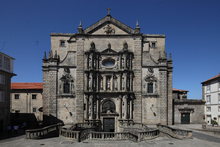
(101, 100, 116, 132)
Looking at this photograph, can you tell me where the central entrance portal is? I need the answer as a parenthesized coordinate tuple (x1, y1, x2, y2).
(103, 118, 115, 132)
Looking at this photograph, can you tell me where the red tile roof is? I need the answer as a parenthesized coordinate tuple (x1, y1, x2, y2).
(202, 74, 220, 84)
(11, 83, 43, 90)
(172, 88, 188, 92)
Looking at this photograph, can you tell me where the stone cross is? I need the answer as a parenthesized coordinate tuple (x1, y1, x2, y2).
(107, 8, 111, 15)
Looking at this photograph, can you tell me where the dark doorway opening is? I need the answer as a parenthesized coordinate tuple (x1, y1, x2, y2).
(0, 120, 3, 132)
(103, 118, 115, 132)
(181, 113, 190, 124)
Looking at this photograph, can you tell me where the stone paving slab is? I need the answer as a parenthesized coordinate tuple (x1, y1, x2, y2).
(1, 136, 220, 147)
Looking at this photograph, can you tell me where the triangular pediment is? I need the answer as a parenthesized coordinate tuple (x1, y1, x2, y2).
(84, 15, 135, 35)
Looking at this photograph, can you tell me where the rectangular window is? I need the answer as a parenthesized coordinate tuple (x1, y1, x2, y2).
(151, 42, 156, 48)
(15, 94, 20, 99)
(206, 107, 211, 112)
(147, 82, 154, 93)
(32, 94, 37, 99)
(207, 85, 211, 92)
(218, 106, 220, 112)
(206, 95, 211, 104)
(63, 82, 70, 93)
(219, 82, 220, 90)
(60, 40, 65, 47)
(33, 107, 37, 113)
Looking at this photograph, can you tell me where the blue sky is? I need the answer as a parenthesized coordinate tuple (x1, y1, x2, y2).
(0, 0, 219, 98)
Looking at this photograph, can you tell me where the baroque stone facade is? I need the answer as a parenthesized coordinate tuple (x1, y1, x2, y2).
(42, 14, 173, 132)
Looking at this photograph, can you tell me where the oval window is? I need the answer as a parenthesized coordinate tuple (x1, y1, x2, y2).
(102, 58, 115, 67)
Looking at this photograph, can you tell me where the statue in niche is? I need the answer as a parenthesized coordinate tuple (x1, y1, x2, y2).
(106, 77, 111, 90)
(121, 58, 124, 69)
(89, 74, 92, 90)
(88, 56, 92, 69)
(90, 42, 95, 50)
(100, 76, 103, 90)
(123, 41, 128, 50)
(122, 77, 125, 90)
(114, 76, 118, 90)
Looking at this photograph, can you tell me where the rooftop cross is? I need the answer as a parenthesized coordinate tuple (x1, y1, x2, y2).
(107, 8, 111, 15)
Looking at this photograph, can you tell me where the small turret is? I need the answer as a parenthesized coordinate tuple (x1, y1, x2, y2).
(43, 51, 47, 61)
(134, 20, 140, 34)
(77, 21, 84, 34)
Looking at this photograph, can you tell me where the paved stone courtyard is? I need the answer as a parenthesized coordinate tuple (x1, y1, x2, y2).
(1, 125, 220, 147)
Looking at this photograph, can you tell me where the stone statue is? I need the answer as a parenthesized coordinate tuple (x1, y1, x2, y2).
(123, 41, 128, 50)
(114, 76, 118, 90)
(88, 56, 92, 69)
(121, 58, 124, 69)
(122, 77, 125, 90)
(89, 74, 92, 90)
(100, 76, 103, 90)
(107, 78, 111, 90)
(90, 42, 95, 50)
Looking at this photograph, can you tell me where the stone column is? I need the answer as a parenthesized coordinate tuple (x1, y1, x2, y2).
(85, 95, 89, 120)
(123, 95, 128, 119)
(89, 95, 93, 120)
(96, 99, 100, 119)
(119, 95, 122, 119)
(130, 99, 133, 119)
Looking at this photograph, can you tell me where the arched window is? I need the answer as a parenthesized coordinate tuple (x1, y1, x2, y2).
(102, 100, 115, 113)
(147, 82, 153, 93)
(63, 82, 70, 93)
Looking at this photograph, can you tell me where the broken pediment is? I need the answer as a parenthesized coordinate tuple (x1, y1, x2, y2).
(84, 15, 135, 35)
(101, 48, 118, 54)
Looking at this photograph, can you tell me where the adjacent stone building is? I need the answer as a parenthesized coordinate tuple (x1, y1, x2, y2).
(202, 74, 220, 125)
(42, 13, 173, 132)
(0, 52, 15, 132)
(10, 83, 43, 121)
(173, 88, 205, 124)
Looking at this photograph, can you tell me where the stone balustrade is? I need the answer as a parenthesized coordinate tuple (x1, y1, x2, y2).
(157, 124, 192, 139)
(26, 123, 62, 139)
(138, 129, 160, 141)
(60, 128, 80, 142)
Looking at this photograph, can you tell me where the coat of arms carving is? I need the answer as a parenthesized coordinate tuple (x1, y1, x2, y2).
(103, 24, 115, 34)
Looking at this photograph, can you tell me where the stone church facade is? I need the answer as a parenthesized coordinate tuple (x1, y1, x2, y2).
(42, 14, 173, 132)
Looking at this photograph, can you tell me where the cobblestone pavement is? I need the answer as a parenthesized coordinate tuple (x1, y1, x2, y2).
(1, 124, 220, 147)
